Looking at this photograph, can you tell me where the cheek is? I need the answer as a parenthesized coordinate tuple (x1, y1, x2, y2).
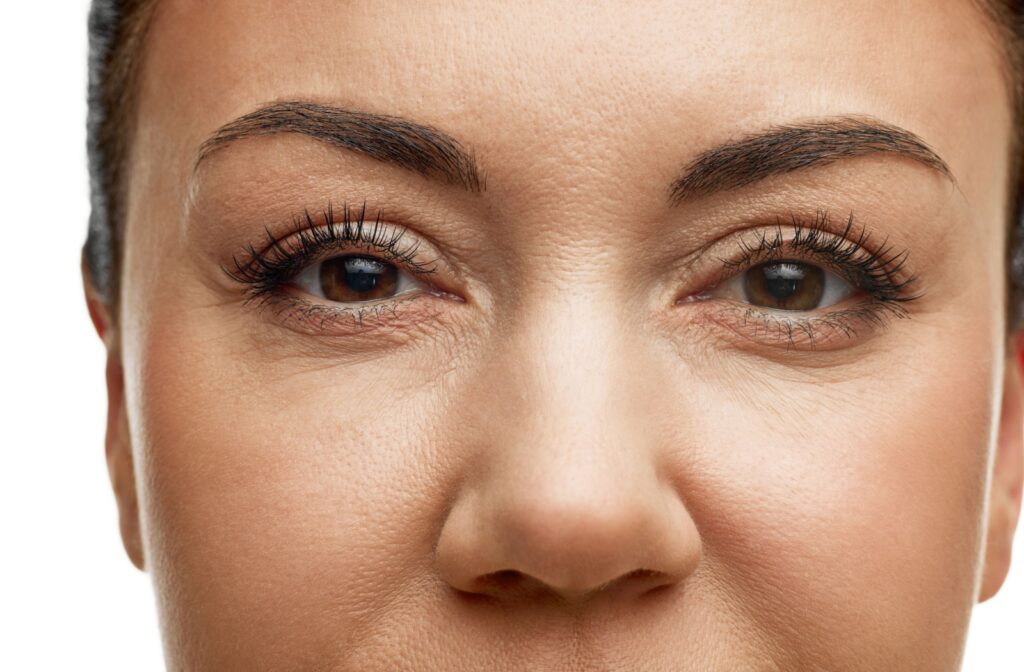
(672, 334, 996, 667)
(125, 307, 461, 663)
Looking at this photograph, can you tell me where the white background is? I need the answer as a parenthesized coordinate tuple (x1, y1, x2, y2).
(0, 3, 1021, 670)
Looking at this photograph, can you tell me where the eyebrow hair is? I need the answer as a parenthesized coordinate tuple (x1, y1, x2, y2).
(668, 116, 953, 205)
(196, 100, 485, 192)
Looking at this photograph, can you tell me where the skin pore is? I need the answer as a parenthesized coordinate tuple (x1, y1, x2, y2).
(84, 1, 1024, 670)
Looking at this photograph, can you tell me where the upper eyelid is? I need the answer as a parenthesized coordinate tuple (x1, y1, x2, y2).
(223, 205, 448, 294)
(270, 205, 438, 272)
(711, 215, 918, 290)
(265, 227, 441, 277)
(714, 242, 889, 288)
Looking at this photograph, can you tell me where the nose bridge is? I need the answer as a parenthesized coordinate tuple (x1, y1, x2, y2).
(521, 291, 630, 431)
(499, 294, 651, 488)
(435, 291, 702, 603)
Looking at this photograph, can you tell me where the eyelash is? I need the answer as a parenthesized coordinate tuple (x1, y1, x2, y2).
(685, 210, 923, 348)
(226, 204, 921, 349)
(223, 202, 443, 331)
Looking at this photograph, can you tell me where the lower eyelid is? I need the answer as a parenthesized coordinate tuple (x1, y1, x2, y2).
(676, 297, 913, 352)
(260, 285, 461, 339)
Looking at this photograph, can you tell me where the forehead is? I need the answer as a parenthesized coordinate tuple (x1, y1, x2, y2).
(134, 0, 1010, 216)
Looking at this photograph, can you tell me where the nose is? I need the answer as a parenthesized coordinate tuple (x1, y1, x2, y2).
(435, 307, 702, 606)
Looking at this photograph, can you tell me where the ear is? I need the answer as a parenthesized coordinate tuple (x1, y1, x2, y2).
(82, 256, 145, 571)
(978, 331, 1024, 602)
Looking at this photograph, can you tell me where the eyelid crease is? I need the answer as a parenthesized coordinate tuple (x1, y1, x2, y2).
(222, 201, 442, 298)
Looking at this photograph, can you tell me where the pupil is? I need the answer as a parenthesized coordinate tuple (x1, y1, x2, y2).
(743, 261, 825, 310)
(319, 255, 399, 302)
(344, 259, 380, 293)
(763, 264, 801, 300)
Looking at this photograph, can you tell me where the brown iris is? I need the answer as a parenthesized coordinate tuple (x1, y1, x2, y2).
(743, 261, 824, 310)
(318, 255, 399, 302)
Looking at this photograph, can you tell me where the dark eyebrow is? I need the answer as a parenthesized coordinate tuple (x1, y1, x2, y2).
(668, 115, 953, 205)
(196, 100, 484, 192)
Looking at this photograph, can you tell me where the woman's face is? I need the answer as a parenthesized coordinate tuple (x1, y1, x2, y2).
(102, 0, 1022, 669)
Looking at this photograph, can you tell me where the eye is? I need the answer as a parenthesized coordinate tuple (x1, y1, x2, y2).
(292, 254, 425, 303)
(713, 260, 856, 311)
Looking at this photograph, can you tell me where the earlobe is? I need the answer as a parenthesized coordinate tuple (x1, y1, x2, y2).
(105, 353, 145, 570)
(83, 255, 145, 570)
(81, 252, 110, 345)
(978, 332, 1024, 602)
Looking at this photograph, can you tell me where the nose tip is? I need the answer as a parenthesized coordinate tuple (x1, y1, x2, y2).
(435, 483, 702, 606)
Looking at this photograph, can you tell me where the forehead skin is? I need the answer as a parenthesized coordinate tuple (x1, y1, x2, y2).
(121, 1, 1012, 670)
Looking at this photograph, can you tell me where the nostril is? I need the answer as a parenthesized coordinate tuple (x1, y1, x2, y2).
(595, 568, 666, 593)
(488, 569, 525, 588)
(465, 567, 678, 604)
(471, 569, 534, 599)
(616, 569, 677, 597)
(620, 568, 659, 582)
(469, 570, 564, 602)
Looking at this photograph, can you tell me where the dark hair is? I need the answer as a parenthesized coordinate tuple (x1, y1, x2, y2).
(85, 0, 156, 317)
(989, 0, 1024, 332)
(84, 0, 1024, 330)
